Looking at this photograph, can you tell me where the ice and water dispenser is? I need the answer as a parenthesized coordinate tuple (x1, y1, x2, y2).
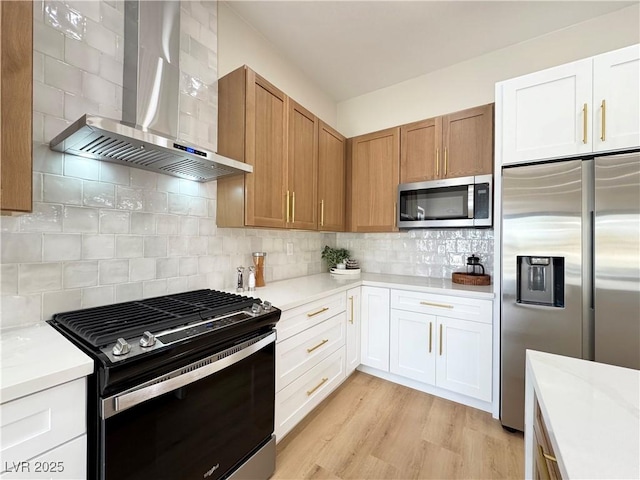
(516, 256, 565, 307)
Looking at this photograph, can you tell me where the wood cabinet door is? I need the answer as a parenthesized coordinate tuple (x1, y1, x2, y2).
(500, 59, 593, 165)
(390, 309, 436, 384)
(287, 100, 318, 230)
(1, 0, 33, 213)
(360, 286, 390, 371)
(346, 287, 361, 375)
(435, 317, 492, 401)
(348, 127, 400, 232)
(318, 122, 346, 231)
(593, 44, 640, 153)
(400, 117, 442, 183)
(245, 70, 288, 228)
(442, 103, 494, 177)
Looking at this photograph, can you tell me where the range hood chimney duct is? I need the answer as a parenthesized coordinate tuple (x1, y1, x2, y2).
(49, 0, 251, 182)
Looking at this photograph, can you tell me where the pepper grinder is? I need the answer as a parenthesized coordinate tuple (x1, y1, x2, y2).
(236, 266, 245, 292)
(252, 252, 266, 287)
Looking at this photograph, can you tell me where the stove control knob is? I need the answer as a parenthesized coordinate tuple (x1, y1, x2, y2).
(251, 303, 263, 314)
(262, 301, 272, 312)
(112, 338, 131, 356)
(139, 331, 156, 348)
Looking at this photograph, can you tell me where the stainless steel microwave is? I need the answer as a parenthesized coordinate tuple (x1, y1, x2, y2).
(397, 174, 493, 228)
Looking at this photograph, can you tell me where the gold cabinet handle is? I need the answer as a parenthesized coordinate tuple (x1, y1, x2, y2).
(537, 445, 553, 480)
(583, 103, 588, 144)
(439, 324, 443, 356)
(428, 322, 433, 353)
(394, 202, 397, 227)
(435, 148, 440, 177)
(307, 307, 329, 317)
(542, 452, 557, 463)
(444, 148, 448, 176)
(307, 338, 329, 353)
(601, 99, 606, 141)
(306, 377, 328, 396)
(286, 190, 290, 223)
(292, 191, 296, 223)
(349, 295, 354, 324)
(420, 301, 454, 309)
(320, 199, 325, 227)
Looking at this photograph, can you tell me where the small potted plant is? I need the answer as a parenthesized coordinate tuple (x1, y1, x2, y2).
(321, 245, 350, 270)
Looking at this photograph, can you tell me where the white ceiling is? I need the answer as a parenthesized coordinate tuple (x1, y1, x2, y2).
(224, 1, 635, 101)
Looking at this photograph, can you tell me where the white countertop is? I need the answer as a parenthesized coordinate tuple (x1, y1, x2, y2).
(238, 272, 494, 311)
(526, 350, 640, 479)
(0, 323, 94, 404)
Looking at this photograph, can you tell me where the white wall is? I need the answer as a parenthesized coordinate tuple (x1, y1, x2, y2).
(337, 4, 640, 138)
(217, 2, 338, 127)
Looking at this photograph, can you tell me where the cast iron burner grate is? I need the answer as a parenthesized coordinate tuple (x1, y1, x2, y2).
(52, 289, 259, 348)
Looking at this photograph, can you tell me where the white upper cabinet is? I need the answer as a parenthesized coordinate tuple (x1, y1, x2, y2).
(497, 44, 640, 166)
(593, 45, 640, 152)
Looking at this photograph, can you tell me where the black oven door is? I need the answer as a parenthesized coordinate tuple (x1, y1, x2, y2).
(100, 332, 275, 480)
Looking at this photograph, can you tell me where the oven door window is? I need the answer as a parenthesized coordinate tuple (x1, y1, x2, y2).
(400, 185, 470, 220)
(103, 342, 274, 480)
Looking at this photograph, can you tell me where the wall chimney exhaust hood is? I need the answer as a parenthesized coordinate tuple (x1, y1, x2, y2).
(49, 0, 251, 182)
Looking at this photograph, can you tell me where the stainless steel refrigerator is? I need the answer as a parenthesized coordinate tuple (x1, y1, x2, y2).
(500, 151, 640, 431)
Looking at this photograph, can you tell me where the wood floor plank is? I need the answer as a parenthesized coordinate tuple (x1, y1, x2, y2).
(274, 371, 524, 479)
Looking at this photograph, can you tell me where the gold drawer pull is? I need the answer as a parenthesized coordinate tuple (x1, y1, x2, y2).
(349, 296, 354, 324)
(429, 322, 433, 353)
(582, 103, 588, 144)
(601, 99, 606, 141)
(307, 339, 329, 353)
(439, 324, 443, 356)
(306, 377, 328, 396)
(542, 452, 557, 463)
(307, 307, 329, 317)
(420, 301, 454, 309)
(320, 199, 325, 227)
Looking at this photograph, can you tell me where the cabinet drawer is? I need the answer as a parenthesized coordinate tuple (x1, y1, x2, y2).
(275, 347, 346, 441)
(276, 292, 346, 342)
(277, 312, 346, 391)
(0, 435, 86, 479)
(390, 289, 492, 323)
(0, 379, 86, 470)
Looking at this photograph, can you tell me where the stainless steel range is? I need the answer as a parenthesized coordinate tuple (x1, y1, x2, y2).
(48, 289, 280, 480)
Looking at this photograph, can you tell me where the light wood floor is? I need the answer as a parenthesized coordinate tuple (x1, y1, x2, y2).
(273, 371, 524, 480)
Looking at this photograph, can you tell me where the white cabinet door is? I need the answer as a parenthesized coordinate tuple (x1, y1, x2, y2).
(593, 44, 640, 152)
(346, 287, 361, 375)
(435, 317, 492, 402)
(360, 286, 390, 371)
(390, 309, 435, 384)
(501, 58, 593, 165)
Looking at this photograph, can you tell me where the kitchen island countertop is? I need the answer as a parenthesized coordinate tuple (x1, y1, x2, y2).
(0, 322, 94, 403)
(525, 350, 640, 479)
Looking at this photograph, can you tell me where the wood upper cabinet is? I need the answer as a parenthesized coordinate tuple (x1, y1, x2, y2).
(318, 121, 346, 231)
(400, 104, 493, 183)
(442, 103, 494, 178)
(287, 100, 318, 230)
(347, 127, 400, 232)
(1, 1, 33, 214)
(217, 66, 288, 228)
(400, 117, 442, 183)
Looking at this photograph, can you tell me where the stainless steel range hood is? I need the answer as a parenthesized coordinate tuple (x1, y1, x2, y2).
(49, 0, 251, 182)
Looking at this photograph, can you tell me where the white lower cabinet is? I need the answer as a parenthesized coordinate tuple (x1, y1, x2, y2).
(390, 309, 435, 384)
(360, 286, 390, 371)
(346, 287, 361, 375)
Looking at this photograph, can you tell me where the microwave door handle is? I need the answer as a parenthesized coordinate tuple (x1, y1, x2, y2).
(468, 184, 474, 219)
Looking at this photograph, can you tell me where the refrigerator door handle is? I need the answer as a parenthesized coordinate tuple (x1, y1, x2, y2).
(590, 210, 595, 311)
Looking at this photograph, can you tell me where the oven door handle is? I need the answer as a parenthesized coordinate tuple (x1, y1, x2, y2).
(102, 331, 276, 419)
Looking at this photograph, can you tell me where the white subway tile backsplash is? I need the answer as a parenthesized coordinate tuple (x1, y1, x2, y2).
(144, 236, 167, 257)
(167, 276, 188, 294)
(33, 113, 45, 143)
(1, 295, 42, 328)
(99, 210, 129, 234)
(100, 162, 130, 185)
(156, 215, 179, 235)
(34, 81, 64, 117)
(198, 257, 214, 274)
(44, 56, 82, 95)
(167, 236, 188, 257)
(43, 175, 83, 205)
(1, 265, 18, 295)
(143, 191, 168, 214)
(33, 144, 63, 175)
(179, 179, 200, 197)
(19, 263, 62, 294)
(64, 206, 99, 233)
(156, 258, 179, 279)
(187, 274, 208, 290)
(82, 285, 115, 308)
(188, 197, 207, 217)
(168, 194, 189, 215)
(82, 234, 115, 259)
(82, 71, 117, 106)
(43, 233, 82, 261)
(100, 1, 124, 36)
(33, 52, 45, 83)
(34, 21, 64, 59)
(33, 173, 43, 202)
(43, 289, 81, 319)
(64, 92, 100, 122)
(115, 282, 142, 302)
(131, 212, 155, 234)
(189, 237, 207, 256)
(63, 261, 98, 288)
(44, 116, 71, 143)
(143, 279, 167, 298)
(180, 217, 199, 236)
(130, 169, 157, 189)
(116, 186, 144, 211)
(65, 155, 101, 181)
(115, 235, 143, 258)
(157, 175, 181, 194)
(99, 259, 129, 284)
(19, 203, 63, 233)
(179, 257, 198, 276)
(129, 258, 156, 282)
(65, 36, 100, 73)
(45, 1, 88, 38)
(85, 18, 117, 57)
(199, 218, 216, 237)
(83, 181, 115, 208)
